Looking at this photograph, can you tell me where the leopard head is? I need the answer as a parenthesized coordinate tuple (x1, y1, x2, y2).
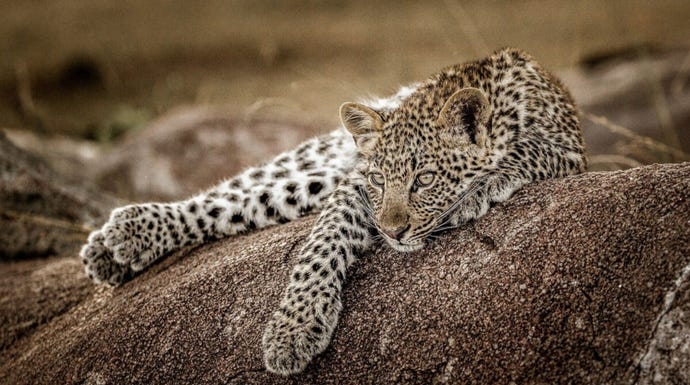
(340, 87, 494, 252)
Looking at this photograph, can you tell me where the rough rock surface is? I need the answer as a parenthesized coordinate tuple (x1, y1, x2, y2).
(0, 163, 688, 385)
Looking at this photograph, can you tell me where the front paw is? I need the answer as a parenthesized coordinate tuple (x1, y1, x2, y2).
(80, 230, 131, 286)
(101, 204, 170, 271)
(262, 306, 337, 375)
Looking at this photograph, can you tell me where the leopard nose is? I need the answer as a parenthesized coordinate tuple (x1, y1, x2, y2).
(381, 224, 410, 240)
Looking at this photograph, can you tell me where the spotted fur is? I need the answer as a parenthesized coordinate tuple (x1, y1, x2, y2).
(80, 48, 585, 375)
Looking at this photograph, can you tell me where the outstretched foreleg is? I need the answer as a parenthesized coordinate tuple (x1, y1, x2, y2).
(262, 172, 378, 375)
(81, 129, 357, 284)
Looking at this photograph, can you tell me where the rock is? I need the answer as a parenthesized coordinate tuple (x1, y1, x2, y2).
(0, 162, 688, 384)
(0, 131, 119, 259)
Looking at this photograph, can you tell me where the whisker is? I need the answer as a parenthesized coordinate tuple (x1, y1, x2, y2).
(432, 224, 457, 233)
(436, 174, 492, 223)
(356, 175, 492, 245)
(355, 184, 385, 237)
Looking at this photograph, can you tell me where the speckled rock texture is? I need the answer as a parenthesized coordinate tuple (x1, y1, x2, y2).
(1, 163, 688, 385)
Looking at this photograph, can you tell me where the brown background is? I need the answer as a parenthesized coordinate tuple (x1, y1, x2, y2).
(2, 1, 689, 142)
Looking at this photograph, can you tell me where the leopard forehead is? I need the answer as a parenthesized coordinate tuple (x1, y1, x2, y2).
(369, 102, 431, 150)
(365, 99, 473, 179)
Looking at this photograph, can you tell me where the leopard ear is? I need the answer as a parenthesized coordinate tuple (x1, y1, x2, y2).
(339, 102, 384, 155)
(437, 88, 491, 147)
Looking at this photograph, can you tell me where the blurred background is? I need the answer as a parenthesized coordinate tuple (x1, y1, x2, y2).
(1, 0, 689, 203)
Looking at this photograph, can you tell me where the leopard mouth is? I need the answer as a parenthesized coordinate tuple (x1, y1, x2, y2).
(383, 237, 425, 252)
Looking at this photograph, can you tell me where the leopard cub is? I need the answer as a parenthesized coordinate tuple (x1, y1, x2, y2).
(80, 48, 585, 375)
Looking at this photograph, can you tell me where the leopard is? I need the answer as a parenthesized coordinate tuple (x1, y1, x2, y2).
(79, 48, 586, 375)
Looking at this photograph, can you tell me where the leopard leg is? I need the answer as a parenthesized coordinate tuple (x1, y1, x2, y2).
(262, 171, 377, 375)
(80, 128, 357, 284)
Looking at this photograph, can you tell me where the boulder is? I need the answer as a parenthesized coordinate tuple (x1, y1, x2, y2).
(0, 162, 688, 384)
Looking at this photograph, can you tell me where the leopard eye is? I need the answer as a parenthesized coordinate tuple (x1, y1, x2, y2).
(415, 171, 435, 187)
(368, 172, 385, 188)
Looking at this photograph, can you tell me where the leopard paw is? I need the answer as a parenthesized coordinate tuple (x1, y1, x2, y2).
(261, 302, 339, 375)
(79, 230, 131, 286)
(100, 204, 171, 271)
